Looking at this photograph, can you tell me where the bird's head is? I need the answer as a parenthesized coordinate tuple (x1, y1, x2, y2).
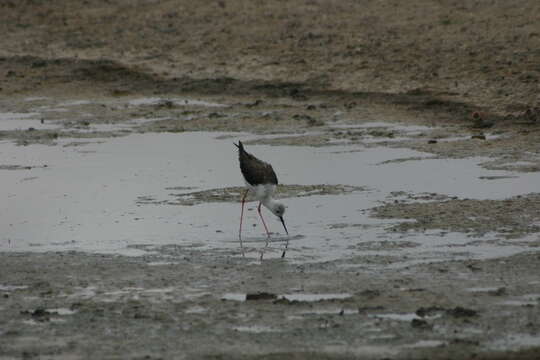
(269, 201, 288, 235)
(271, 202, 286, 217)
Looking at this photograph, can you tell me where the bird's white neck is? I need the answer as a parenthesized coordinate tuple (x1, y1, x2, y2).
(262, 197, 279, 212)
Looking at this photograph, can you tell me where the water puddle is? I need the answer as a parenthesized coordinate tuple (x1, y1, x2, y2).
(322, 344, 397, 357)
(0, 284, 29, 291)
(64, 286, 98, 299)
(1, 130, 539, 265)
(185, 305, 207, 314)
(0, 112, 58, 131)
(499, 294, 540, 307)
(297, 308, 357, 315)
(126, 97, 227, 108)
(61, 285, 209, 303)
(221, 293, 351, 302)
(64, 117, 168, 133)
(331, 121, 431, 133)
(329, 121, 505, 146)
(221, 293, 248, 301)
(403, 340, 446, 348)
(232, 325, 281, 333)
(370, 312, 440, 321)
(58, 100, 93, 107)
(99, 287, 176, 302)
(328, 121, 432, 145)
(281, 293, 352, 302)
(466, 287, 502, 293)
(0, 112, 41, 120)
(47, 308, 77, 315)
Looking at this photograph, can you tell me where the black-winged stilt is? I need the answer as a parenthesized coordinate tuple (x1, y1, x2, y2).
(234, 141, 289, 259)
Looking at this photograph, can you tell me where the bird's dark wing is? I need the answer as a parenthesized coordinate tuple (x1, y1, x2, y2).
(236, 141, 278, 186)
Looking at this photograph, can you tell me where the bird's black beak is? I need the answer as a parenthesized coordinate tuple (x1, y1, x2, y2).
(279, 216, 289, 235)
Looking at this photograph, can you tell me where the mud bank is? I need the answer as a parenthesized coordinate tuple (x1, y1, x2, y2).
(1, 250, 540, 359)
(1, 1, 540, 359)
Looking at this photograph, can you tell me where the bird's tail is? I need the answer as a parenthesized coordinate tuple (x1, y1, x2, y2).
(234, 141, 244, 151)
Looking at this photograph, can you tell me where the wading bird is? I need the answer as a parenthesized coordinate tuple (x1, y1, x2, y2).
(235, 141, 289, 259)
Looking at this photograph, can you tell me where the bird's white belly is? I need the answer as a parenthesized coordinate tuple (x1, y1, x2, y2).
(246, 182, 276, 201)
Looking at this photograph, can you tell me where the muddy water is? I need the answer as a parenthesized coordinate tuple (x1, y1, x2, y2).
(1, 130, 539, 266)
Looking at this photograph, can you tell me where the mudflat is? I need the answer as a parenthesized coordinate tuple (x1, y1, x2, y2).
(1, 1, 539, 359)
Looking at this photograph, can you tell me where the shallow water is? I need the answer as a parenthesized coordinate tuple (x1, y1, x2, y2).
(403, 340, 446, 348)
(281, 293, 352, 302)
(1, 130, 539, 266)
(126, 97, 227, 108)
(0, 112, 57, 131)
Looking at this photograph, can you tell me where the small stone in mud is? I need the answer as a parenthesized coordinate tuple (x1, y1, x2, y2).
(466, 263, 481, 272)
(403, 288, 426, 292)
(358, 305, 385, 313)
(208, 112, 226, 118)
(411, 318, 431, 329)
(246, 292, 277, 301)
(246, 99, 263, 108)
(488, 287, 506, 296)
(523, 107, 539, 123)
(111, 88, 131, 96)
(307, 117, 325, 127)
(416, 306, 445, 317)
(21, 308, 52, 321)
(272, 298, 301, 305)
(155, 100, 174, 108)
(0, 165, 32, 170)
(450, 338, 480, 346)
(31, 60, 47, 68)
(479, 175, 518, 180)
(471, 111, 494, 128)
(368, 130, 394, 138)
(446, 306, 478, 318)
(293, 113, 324, 126)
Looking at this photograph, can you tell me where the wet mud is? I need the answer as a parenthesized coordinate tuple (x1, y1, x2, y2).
(1, 1, 540, 359)
(1, 249, 540, 359)
(137, 184, 366, 206)
(374, 193, 540, 238)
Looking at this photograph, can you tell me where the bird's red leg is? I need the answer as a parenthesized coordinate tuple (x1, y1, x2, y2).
(238, 189, 249, 257)
(257, 202, 271, 260)
(257, 202, 271, 238)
